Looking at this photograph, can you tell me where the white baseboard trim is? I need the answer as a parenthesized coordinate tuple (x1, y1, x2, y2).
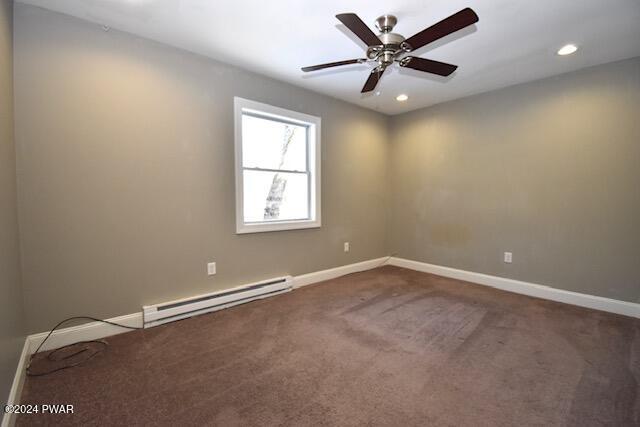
(1, 338, 30, 427)
(293, 257, 388, 288)
(27, 312, 143, 354)
(388, 257, 640, 318)
(23, 257, 388, 354)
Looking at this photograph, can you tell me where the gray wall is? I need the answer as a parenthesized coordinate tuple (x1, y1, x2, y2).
(1, 0, 25, 404)
(14, 4, 389, 333)
(389, 57, 640, 304)
(11, 4, 640, 337)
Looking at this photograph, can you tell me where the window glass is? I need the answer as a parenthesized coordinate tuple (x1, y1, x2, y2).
(242, 115, 307, 172)
(243, 170, 309, 222)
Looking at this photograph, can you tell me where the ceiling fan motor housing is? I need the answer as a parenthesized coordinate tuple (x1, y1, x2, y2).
(368, 15, 406, 67)
(375, 14, 397, 32)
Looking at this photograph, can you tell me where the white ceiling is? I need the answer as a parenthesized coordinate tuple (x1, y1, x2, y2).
(18, 0, 640, 115)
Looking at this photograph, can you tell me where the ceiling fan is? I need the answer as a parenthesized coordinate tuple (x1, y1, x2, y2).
(302, 8, 479, 93)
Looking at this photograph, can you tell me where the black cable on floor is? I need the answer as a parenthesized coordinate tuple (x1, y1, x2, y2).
(26, 316, 143, 377)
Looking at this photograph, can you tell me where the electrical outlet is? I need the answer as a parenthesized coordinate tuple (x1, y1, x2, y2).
(344, 242, 350, 253)
(207, 262, 216, 276)
(503, 252, 512, 263)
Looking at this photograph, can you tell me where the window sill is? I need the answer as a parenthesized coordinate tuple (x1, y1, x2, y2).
(236, 219, 321, 234)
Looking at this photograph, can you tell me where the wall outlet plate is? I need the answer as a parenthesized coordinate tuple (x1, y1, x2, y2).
(207, 262, 216, 275)
(504, 252, 512, 263)
(344, 242, 350, 252)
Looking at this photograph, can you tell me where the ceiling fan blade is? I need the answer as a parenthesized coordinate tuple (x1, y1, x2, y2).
(301, 58, 366, 72)
(403, 8, 478, 51)
(361, 68, 385, 93)
(399, 56, 458, 76)
(336, 13, 382, 47)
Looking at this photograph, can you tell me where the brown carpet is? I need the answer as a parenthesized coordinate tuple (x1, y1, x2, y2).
(17, 266, 640, 426)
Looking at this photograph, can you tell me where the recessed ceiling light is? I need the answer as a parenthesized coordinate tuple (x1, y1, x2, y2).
(396, 94, 409, 102)
(557, 44, 578, 56)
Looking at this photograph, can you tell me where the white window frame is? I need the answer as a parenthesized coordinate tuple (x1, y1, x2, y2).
(234, 97, 321, 234)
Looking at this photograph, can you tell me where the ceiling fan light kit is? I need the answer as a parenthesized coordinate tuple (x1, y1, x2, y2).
(302, 8, 479, 93)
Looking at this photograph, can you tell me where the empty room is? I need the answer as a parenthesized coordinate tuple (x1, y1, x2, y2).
(1, 0, 639, 425)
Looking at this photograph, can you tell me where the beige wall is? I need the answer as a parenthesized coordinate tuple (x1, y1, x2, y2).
(1, 0, 25, 403)
(389, 57, 640, 303)
(14, 4, 389, 333)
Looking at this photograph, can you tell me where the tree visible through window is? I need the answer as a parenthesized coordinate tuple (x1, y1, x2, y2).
(264, 125, 297, 220)
(235, 98, 321, 234)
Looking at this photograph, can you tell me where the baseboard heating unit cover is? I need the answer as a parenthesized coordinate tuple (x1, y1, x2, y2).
(142, 276, 293, 328)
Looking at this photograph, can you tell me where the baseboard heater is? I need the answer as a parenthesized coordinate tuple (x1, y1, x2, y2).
(142, 276, 293, 328)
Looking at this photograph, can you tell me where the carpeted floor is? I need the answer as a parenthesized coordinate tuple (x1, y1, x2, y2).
(17, 266, 640, 426)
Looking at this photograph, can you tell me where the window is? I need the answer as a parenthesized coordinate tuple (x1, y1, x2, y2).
(234, 97, 321, 234)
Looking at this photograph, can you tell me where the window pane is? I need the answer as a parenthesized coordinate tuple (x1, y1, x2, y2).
(242, 114, 307, 171)
(243, 170, 309, 223)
